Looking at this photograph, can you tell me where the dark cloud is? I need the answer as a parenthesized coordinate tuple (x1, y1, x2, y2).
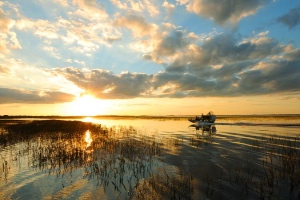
(104, 36, 121, 43)
(285, 49, 300, 61)
(154, 31, 189, 56)
(152, 33, 300, 97)
(143, 54, 152, 60)
(237, 59, 300, 94)
(199, 34, 281, 64)
(0, 88, 75, 104)
(165, 33, 281, 75)
(277, 5, 300, 29)
(187, 0, 267, 25)
(154, 58, 300, 98)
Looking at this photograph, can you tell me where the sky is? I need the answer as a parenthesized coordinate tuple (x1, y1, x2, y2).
(0, 0, 300, 116)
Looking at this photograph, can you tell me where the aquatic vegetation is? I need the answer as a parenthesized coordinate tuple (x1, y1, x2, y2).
(0, 120, 191, 199)
(0, 119, 299, 199)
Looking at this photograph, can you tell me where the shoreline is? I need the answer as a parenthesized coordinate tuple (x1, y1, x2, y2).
(1, 114, 300, 122)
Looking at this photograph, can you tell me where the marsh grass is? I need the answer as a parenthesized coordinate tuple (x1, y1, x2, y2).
(218, 134, 300, 199)
(0, 120, 299, 199)
(0, 120, 193, 199)
(133, 168, 193, 199)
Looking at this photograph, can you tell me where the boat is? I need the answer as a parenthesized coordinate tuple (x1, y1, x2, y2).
(188, 111, 216, 125)
(189, 112, 217, 134)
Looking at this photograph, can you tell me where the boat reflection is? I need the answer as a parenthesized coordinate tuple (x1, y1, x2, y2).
(190, 124, 217, 135)
(189, 124, 217, 146)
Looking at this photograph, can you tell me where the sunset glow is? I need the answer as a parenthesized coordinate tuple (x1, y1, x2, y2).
(66, 95, 108, 116)
(0, 1, 299, 115)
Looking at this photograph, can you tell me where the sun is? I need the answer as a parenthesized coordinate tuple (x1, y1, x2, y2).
(67, 94, 105, 116)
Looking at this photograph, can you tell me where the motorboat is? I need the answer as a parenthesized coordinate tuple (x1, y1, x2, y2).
(188, 111, 216, 125)
(189, 112, 217, 134)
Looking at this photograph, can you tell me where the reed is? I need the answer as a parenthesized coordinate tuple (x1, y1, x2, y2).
(1, 120, 299, 199)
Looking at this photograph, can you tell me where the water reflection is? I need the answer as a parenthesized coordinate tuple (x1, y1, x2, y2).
(190, 124, 217, 135)
(1, 118, 300, 199)
(188, 124, 217, 147)
(84, 130, 93, 148)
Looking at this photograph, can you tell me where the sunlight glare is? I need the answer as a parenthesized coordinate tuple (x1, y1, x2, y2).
(68, 94, 105, 116)
(85, 130, 93, 148)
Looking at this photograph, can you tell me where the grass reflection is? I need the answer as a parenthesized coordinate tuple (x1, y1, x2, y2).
(0, 120, 192, 199)
(0, 120, 299, 199)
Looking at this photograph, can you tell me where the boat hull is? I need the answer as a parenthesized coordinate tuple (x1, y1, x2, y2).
(195, 121, 215, 126)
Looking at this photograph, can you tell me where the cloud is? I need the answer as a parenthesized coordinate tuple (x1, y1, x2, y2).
(111, 0, 159, 16)
(0, 7, 21, 52)
(186, 0, 267, 26)
(238, 59, 300, 94)
(164, 32, 284, 73)
(0, 64, 10, 74)
(0, 8, 10, 32)
(150, 32, 300, 97)
(51, 67, 153, 99)
(1, 0, 299, 106)
(72, 0, 108, 18)
(114, 14, 157, 38)
(52, 33, 300, 99)
(153, 58, 300, 98)
(154, 31, 189, 57)
(0, 59, 82, 98)
(53, 0, 69, 7)
(0, 88, 75, 104)
(163, 1, 176, 16)
(13, 8, 120, 56)
(277, 5, 300, 29)
(143, 28, 198, 64)
(285, 49, 300, 61)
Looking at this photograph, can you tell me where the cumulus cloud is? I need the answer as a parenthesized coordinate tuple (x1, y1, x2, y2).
(154, 31, 189, 56)
(1, 0, 299, 106)
(114, 14, 157, 38)
(13, 7, 120, 56)
(277, 5, 300, 29)
(0, 64, 10, 74)
(163, 1, 176, 16)
(111, 0, 159, 16)
(0, 58, 83, 99)
(0, 88, 75, 103)
(72, 0, 108, 18)
(53, 0, 69, 7)
(52, 31, 300, 99)
(163, 33, 284, 73)
(0, 7, 21, 52)
(0, 8, 10, 32)
(153, 59, 300, 98)
(51, 68, 153, 99)
(143, 28, 198, 64)
(186, 0, 267, 26)
(153, 33, 300, 97)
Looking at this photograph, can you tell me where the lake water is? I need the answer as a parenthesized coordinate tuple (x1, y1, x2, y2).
(0, 116, 300, 199)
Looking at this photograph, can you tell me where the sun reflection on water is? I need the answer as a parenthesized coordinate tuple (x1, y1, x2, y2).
(84, 130, 93, 148)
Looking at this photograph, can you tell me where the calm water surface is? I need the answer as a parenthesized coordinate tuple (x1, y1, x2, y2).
(1, 116, 299, 199)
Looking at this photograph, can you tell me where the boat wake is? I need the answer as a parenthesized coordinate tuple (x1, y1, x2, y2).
(215, 122, 300, 127)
